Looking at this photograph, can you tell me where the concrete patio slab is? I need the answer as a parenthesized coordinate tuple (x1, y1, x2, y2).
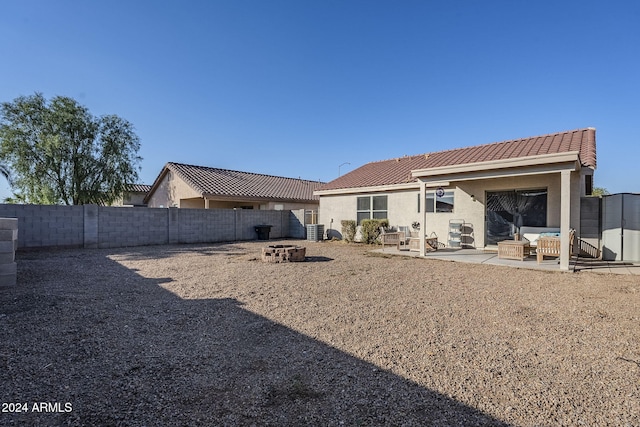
(374, 247, 640, 275)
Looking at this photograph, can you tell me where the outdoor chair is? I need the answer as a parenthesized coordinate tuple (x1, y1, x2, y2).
(397, 226, 411, 250)
(536, 229, 575, 264)
(380, 229, 406, 251)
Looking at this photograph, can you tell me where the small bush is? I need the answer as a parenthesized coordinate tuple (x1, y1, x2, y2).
(341, 220, 356, 242)
(360, 218, 389, 244)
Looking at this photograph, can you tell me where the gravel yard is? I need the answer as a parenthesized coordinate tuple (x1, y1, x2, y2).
(1, 240, 639, 426)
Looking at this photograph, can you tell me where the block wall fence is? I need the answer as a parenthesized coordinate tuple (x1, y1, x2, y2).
(0, 204, 307, 250)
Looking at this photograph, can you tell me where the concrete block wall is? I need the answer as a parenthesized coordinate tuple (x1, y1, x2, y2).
(0, 218, 18, 287)
(0, 204, 295, 250)
(0, 204, 84, 248)
(84, 204, 98, 249)
(289, 209, 306, 239)
(172, 208, 235, 244)
(98, 206, 169, 248)
(235, 209, 289, 241)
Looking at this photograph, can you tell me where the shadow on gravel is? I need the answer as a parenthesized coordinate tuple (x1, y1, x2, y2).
(0, 249, 511, 426)
(108, 242, 253, 261)
(303, 256, 333, 262)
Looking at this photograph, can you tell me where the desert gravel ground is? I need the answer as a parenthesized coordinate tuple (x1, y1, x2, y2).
(1, 240, 639, 426)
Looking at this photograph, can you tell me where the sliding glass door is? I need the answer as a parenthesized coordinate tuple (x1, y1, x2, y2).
(485, 189, 547, 245)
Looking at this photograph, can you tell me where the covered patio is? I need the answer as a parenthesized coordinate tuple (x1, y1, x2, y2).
(412, 151, 583, 270)
(372, 246, 640, 275)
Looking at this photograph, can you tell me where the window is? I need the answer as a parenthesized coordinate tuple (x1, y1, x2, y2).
(357, 195, 387, 224)
(585, 174, 593, 196)
(424, 190, 455, 213)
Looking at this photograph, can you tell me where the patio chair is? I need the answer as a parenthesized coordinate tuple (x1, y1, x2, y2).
(397, 226, 411, 250)
(536, 229, 575, 264)
(380, 229, 406, 251)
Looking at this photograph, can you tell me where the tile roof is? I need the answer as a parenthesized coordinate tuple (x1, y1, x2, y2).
(125, 184, 152, 193)
(161, 162, 324, 201)
(317, 128, 596, 191)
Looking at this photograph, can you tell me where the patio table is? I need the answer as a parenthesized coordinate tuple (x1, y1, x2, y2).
(407, 236, 438, 252)
(497, 240, 530, 261)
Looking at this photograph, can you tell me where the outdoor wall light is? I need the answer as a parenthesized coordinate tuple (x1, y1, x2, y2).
(470, 195, 476, 202)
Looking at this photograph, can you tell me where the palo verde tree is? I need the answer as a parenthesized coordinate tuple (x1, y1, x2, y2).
(0, 93, 141, 205)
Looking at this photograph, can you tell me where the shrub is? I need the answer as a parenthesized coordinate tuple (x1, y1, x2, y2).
(340, 220, 356, 242)
(360, 218, 389, 244)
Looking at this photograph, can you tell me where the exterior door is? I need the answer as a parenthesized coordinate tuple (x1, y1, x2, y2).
(485, 189, 548, 245)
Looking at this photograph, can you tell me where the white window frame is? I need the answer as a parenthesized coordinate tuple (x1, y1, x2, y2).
(357, 195, 388, 224)
(425, 190, 455, 213)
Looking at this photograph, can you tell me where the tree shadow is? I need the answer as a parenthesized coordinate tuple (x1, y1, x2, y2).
(109, 242, 253, 261)
(0, 249, 510, 426)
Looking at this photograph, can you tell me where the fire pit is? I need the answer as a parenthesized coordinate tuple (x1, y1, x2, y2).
(261, 245, 306, 263)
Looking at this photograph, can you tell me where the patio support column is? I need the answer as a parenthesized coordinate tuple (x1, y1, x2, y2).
(420, 180, 427, 256)
(560, 170, 571, 270)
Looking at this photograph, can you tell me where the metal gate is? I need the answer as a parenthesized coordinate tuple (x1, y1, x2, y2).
(601, 193, 640, 262)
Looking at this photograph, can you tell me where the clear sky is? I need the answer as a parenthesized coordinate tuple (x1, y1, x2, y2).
(1, 0, 639, 200)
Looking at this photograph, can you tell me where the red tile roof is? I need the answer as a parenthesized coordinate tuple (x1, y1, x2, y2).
(317, 128, 596, 191)
(159, 162, 324, 202)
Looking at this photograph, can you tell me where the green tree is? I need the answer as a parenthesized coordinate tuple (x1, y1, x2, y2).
(592, 187, 610, 196)
(0, 93, 141, 205)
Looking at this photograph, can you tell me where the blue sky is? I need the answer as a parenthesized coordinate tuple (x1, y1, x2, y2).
(1, 0, 639, 199)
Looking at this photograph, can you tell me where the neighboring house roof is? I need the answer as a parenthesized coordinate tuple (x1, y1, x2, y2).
(125, 184, 152, 193)
(146, 162, 324, 203)
(317, 128, 596, 191)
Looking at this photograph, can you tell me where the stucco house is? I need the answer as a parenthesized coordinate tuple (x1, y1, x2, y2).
(145, 162, 323, 211)
(314, 128, 597, 270)
(111, 184, 152, 207)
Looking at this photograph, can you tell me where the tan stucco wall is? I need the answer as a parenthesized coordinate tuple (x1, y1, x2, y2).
(261, 201, 319, 211)
(110, 191, 148, 207)
(207, 200, 259, 209)
(147, 171, 202, 208)
(319, 170, 586, 247)
(205, 200, 318, 210)
(123, 192, 147, 206)
(318, 188, 423, 240)
(180, 198, 205, 209)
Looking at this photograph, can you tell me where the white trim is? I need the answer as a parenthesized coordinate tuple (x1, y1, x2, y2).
(416, 162, 579, 184)
(412, 152, 581, 178)
(315, 182, 420, 196)
(425, 181, 451, 188)
(560, 170, 571, 270)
